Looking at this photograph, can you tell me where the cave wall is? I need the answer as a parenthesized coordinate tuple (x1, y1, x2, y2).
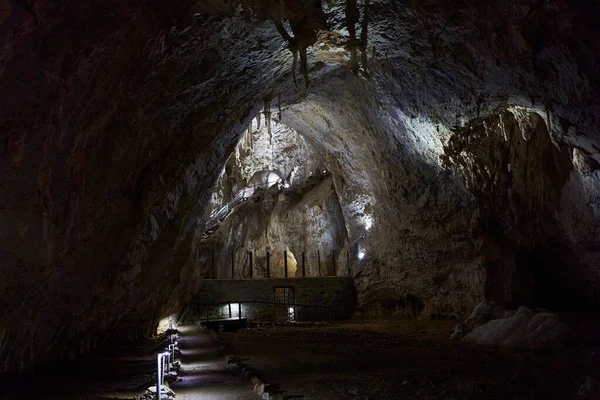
(1, 0, 600, 371)
(283, 76, 482, 316)
(443, 107, 598, 310)
(278, 0, 600, 315)
(201, 117, 350, 278)
(1, 0, 288, 371)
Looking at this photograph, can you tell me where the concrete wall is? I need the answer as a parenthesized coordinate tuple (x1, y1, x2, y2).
(191, 277, 356, 321)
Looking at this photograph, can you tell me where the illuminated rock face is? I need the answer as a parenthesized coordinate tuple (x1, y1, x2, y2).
(1, 0, 599, 371)
(203, 120, 347, 278)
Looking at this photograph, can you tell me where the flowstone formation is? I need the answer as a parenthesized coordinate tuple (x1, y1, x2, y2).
(1, 0, 599, 371)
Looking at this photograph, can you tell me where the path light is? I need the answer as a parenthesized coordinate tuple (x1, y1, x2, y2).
(168, 343, 177, 366)
(362, 214, 373, 231)
(229, 303, 239, 318)
(358, 247, 366, 260)
(156, 351, 171, 400)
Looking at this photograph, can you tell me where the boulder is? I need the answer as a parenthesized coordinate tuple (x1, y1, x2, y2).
(461, 307, 570, 349)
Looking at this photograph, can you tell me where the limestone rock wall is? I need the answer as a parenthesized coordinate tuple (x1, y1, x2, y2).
(443, 108, 597, 310)
(1, 0, 287, 371)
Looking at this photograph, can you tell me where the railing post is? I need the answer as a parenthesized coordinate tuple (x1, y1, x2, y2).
(231, 250, 235, 279)
(266, 250, 271, 278)
(347, 249, 350, 276)
(302, 252, 306, 277)
(212, 247, 216, 278)
(317, 249, 321, 277)
(284, 250, 288, 278)
(332, 250, 336, 276)
(157, 353, 165, 400)
(228, 303, 232, 319)
(249, 250, 253, 279)
(239, 302, 242, 320)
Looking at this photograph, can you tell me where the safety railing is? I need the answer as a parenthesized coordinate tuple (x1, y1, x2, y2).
(207, 248, 353, 279)
(177, 300, 332, 325)
(203, 190, 250, 237)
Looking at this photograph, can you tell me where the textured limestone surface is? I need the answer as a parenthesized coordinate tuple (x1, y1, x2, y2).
(202, 118, 349, 278)
(1, 0, 599, 371)
(461, 307, 571, 349)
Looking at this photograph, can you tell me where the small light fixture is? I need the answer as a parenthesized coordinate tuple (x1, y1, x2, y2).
(363, 215, 373, 231)
(358, 248, 365, 260)
(230, 303, 240, 318)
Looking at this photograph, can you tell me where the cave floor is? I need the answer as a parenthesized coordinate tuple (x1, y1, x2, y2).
(168, 325, 258, 399)
(0, 326, 257, 400)
(221, 318, 600, 400)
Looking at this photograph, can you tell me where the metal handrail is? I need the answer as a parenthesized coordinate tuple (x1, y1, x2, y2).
(177, 300, 332, 325)
(202, 170, 332, 239)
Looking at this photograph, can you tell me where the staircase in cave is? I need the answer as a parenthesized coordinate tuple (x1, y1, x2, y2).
(201, 189, 251, 240)
(202, 169, 331, 240)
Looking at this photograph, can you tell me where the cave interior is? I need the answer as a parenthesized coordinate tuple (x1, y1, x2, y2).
(2, 0, 600, 398)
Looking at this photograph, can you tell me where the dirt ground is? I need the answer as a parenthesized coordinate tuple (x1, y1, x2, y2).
(0, 326, 257, 400)
(222, 318, 600, 400)
(0, 336, 161, 400)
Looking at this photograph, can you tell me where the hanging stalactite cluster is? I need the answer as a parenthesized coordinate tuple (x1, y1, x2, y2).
(271, 0, 328, 88)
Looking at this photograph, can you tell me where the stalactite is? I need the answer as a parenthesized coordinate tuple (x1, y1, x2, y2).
(349, 46, 358, 71)
(278, 92, 282, 121)
(274, 20, 299, 88)
(299, 46, 310, 88)
(264, 100, 272, 140)
(345, 0, 360, 72)
(246, 124, 252, 149)
(256, 112, 261, 129)
(291, 45, 299, 88)
(360, 0, 370, 73)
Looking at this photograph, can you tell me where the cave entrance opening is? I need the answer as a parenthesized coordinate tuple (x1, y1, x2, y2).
(274, 286, 296, 321)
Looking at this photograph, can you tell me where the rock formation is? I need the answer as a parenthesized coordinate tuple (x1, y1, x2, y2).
(453, 302, 571, 350)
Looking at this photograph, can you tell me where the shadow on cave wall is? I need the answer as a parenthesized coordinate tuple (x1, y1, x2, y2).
(444, 107, 599, 311)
